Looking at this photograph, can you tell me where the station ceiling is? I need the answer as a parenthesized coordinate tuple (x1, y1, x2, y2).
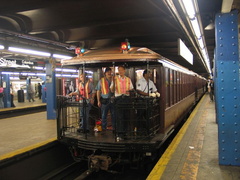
(0, 0, 239, 77)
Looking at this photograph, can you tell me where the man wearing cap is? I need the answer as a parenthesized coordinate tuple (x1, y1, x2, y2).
(136, 69, 160, 97)
(96, 67, 115, 131)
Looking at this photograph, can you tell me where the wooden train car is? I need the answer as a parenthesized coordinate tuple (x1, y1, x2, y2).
(57, 46, 206, 171)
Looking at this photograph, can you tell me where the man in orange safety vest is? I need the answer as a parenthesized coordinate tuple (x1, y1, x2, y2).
(69, 73, 95, 133)
(96, 67, 115, 131)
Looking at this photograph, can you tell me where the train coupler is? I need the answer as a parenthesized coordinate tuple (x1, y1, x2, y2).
(88, 155, 112, 172)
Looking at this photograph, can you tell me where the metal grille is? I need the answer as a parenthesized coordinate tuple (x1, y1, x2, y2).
(114, 96, 160, 139)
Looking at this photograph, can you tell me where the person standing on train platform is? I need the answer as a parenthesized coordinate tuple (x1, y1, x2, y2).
(69, 73, 95, 133)
(10, 84, 16, 107)
(38, 83, 42, 99)
(136, 69, 160, 97)
(208, 79, 214, 102)
(0, 86, 4, 108)
(27, 83, 35, 102)
(96, 67, 115, 131)
(110, 65, 134, 137)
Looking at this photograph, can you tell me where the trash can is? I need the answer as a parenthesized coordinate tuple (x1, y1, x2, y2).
(17, 90, 24, 102)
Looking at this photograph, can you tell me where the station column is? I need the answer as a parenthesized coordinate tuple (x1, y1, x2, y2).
(215, 10, 240, 166)
(45, 58, 57, 120)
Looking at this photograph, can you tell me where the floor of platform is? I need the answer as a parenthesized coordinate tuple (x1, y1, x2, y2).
(0, 110, 56, 159)
(0, 98, 46, 112)
(147, 95, 240, 180)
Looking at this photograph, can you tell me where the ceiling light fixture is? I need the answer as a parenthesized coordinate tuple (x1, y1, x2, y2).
(0, 45, 4, 49)
(9, 47, 51, 57)
(181, 0, 211, 73)
(55, 68, 77, 73)
(53, 54, 72, 60)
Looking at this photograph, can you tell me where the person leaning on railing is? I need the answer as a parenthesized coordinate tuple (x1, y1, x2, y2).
(68, 73, 95, 133)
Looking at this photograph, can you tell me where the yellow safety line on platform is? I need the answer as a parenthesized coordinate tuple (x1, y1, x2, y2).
(0, 137, 57, 161)
(0, 104, 46, 112)
(147, 95, 206, 180)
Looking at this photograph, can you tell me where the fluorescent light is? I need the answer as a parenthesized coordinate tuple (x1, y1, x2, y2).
(36, 73, 46, 76)
(182, 0, 195, 19)
(198, 38, 204, 49)
(85, 71, 93, 74)
(56, 74, 78, 77)
(62, 69, 77, 73)
(9, 47, 51, 57)
(2, 72, 13, 74)
(10, 77, 20, 80)
(2, 72, 20, 75)
(55, 68, 61, 71)
(0, 45, 4, 49)
(53, 54, 72, 60)
(191, 18, 201, 38)
(55, 68, 77, 73)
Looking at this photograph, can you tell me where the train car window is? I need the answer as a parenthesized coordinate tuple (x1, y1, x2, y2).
(135, 69, 144, 81)
(169, 69, 173, 106)
(153, 69, 157, 84)
(187, 75, 190, 96)
(173, 70, 177, 104)
(176, 71, 179, 102)
(165, 67, 169, 108)
(189, 75, 193, 96)
(179, 72, 182, 100)
(185, 74, 187, 97)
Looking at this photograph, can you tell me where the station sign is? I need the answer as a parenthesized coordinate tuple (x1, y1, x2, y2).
(0, 58, 37, 68)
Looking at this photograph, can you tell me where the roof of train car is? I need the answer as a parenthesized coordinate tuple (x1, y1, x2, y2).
(61, 47, 162, 66)
(61, 46, 201, 76)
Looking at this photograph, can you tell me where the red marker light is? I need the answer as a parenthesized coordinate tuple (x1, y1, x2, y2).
(121, 42, 128, 51)
(75, 47, 81, 54)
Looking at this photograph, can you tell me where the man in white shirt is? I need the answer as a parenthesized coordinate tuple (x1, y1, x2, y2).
(136, 69, 158, 97)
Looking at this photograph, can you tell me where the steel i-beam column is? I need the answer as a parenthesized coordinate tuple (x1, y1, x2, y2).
(215, 10, 240, 166)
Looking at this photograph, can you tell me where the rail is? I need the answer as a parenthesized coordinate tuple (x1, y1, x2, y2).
(57, 95, 161, 140)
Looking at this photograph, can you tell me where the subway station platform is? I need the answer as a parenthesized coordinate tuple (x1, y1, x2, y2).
(1, 95, 240, 179)
(0, 98, 46, 116)
(147, 95, 240, 180)
(0, 99, 56, 160)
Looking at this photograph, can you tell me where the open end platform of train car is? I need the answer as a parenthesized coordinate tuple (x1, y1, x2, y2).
(61, 130, 168, 153)
(147, 94, 240, 180)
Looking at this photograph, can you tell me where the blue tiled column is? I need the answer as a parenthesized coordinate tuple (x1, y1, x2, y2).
(45, 61, 56, 120)
(215, 10, 240, 166)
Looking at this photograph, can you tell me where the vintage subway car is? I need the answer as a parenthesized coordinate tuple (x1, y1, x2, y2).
(57, 46, 206, 171)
